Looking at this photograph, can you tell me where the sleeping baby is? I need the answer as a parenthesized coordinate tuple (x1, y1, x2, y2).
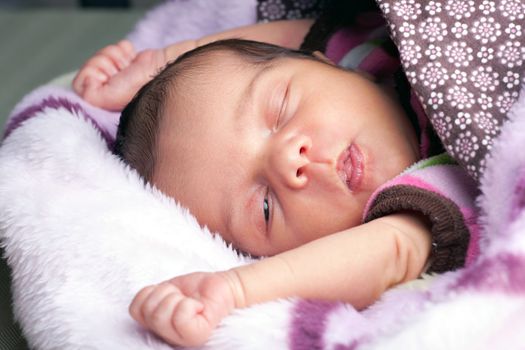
(73, 17, 477, 348)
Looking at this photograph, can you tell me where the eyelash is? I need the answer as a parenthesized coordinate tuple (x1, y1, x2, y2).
(263, 188, 271, 227)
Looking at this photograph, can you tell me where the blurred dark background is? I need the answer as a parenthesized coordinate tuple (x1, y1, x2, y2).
(0, 0, 161, 8)
(0, 0, 164, 131)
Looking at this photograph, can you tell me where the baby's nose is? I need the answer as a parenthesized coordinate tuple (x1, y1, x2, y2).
(272, 134, 311, 189)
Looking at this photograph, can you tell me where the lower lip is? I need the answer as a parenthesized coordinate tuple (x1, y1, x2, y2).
(337, 144, 364, 192)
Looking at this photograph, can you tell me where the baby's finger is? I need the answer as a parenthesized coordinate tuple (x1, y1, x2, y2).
(89, 54, 119, 77)
(171, 298, 211, 347)
(142, 283, 181, 324)
(99, 44, 130, 70)
(117, 40, 136, 62)
(146, 293, 186, 344)
(72, 67, 106, 95)
(129, 285, 156, 327)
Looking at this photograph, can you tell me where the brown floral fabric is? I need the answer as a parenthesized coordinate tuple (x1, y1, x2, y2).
(256, 0, 323, 21)
(376, 0, 525, 181)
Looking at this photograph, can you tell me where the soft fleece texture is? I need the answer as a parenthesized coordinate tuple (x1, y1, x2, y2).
(2, 0, 525, 349)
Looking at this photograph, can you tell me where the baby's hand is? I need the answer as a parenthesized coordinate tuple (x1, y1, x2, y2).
(73, 40, 167, 111)
(129, 271, 244, 347)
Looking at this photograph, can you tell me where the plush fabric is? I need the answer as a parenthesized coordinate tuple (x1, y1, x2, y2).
(1, 0, 525, 349)
(127, 0, 257, 51)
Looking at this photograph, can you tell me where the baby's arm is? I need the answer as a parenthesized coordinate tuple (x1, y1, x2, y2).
(129, 212, 431, 346)
(163, 19, 314, 59)
(73, 19, 313, 110)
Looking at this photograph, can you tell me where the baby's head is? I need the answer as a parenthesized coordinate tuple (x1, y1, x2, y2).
(115, 39, 419, 256)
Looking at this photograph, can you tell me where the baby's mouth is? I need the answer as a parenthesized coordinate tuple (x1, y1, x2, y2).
(336, 144, 364, 192)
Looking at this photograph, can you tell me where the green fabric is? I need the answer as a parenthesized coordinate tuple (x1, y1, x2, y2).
(403, 153, 457, 174)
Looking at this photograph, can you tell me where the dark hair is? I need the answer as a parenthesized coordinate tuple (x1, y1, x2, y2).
(114, 39, 320, 183)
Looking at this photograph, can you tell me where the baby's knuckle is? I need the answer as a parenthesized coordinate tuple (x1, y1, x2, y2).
(148, 312, 167, 329)
(157, 282, 176, 293)
(103, 44, 118, 53)
(136, 285, 154, 298)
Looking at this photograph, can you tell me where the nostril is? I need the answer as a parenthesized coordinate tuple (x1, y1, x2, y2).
(296, 168, 303, 178)
(299, 146, 306, 154)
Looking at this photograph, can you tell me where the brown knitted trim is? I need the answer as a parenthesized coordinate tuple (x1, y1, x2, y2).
(364, 185, 470, 273)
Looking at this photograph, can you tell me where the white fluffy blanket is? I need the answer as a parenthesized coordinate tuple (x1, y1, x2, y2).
(2, 1, 525, 349)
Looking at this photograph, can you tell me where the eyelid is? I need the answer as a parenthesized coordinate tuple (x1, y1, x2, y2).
(274, 84, 290, 131)
(268, 81, 288, 131)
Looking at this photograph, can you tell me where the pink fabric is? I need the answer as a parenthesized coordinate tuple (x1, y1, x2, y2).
(462, 207, 481, 266)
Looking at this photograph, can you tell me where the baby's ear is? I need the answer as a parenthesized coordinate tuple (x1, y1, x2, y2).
(312, 51, 335, 65)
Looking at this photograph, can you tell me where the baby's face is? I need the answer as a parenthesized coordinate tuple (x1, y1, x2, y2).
(153, 53, 419, 256)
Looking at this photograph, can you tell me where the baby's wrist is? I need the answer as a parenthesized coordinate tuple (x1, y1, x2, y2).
(163, 40, 198, 62)
(218, 269, 247, 309)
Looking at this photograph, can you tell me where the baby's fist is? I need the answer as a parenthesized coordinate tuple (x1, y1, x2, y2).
(129, 272, 242, 347)
(73, 40, 167, 111)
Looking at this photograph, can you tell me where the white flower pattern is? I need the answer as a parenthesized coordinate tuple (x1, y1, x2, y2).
(474, 111, 500, 135)
(470, 66, 499, 92)
(257, 0, 321, 22)
(447, 85, 474, 109)
(374, 0, 524, 178)
(445, 0, 475, 20)
(258, 0, 286, 21)
(500, 0, 524, 21)
(477, 46, 494, 64)
(420, 62, 449, 89)
(399, 39, 422, 66)
(455, 131, 479, 162)
(425, 44, 442, 60)
(505, 23, 522, 40)
(451, 22, 468, 38)
(496, 91, 519, 113)
(433, 111, 453, 138)
(419, 17, 447, 42)
(444, 41, 473, 67)
(428, 91, 445, 109)
(393, 0, 422, 19)
(454, 112, 472, 130)
(399, 22, 416, 38)
(471, 17, 501, 44)
(477, 93, 494, 110)
(479, 0, 496, 15)
(497, 41, 525, 68)
(502, 71, 521, 89)
(451, 69, 468, 84)
(425, 1, 442, 15)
